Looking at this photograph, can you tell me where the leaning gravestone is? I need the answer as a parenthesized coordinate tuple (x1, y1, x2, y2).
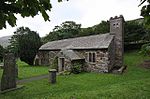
(1, 53, 16, 91)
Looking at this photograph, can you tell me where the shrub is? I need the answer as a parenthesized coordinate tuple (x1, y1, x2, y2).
(71, 62, 83, 74)
(139, 43, 150, 56)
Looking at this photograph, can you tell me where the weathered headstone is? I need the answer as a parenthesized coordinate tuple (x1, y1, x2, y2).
(1, 53, 16, 91)
(49, 69, 57, 84)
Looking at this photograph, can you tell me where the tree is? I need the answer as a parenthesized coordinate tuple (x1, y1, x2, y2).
(79, 27, 94, 37)
(9, 27, 42, 65)
(124, 21, 148, 44)
(0, 45, 4, 62)
(140, 43, 150, 56)
(93, 21, 109, 34)
(77, 20, 109, 37)
(0, 0, 66, 29)
(139, 0, 150, 28)
(139, 0, 150, 55)
(43, 21, 81, 42)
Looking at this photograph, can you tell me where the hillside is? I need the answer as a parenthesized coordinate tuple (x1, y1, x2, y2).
(0, 36, 11, 48)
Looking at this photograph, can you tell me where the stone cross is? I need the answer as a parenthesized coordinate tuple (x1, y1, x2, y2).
(1, 53, 16, 91)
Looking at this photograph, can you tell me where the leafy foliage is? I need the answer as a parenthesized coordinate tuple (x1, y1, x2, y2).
(43, 21, 81, 43)
(8, 27, 42, 65)
(124, 20, 149, 44)
(139, 0, 150, 28)
(43, 19, 149, 46)
(0, 0, 68, 29)
(93, 21, 109, 34)
(139, 0, 150, 56)
(79, 20, 109, 37)
(139, 43, 150, 56)
(43, 20, 109, 42)
(79, 27, 94, 37)
(71, 61, 83, 74)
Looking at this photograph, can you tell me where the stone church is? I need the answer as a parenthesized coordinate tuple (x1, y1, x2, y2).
(35, 15, 124, 73)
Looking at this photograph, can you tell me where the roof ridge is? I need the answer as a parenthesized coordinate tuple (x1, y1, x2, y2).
(39, 33, 114, 50)
(47, 33, 110, 43)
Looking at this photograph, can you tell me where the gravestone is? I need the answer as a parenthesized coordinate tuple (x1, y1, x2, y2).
(49, 69, 57, 84)
(1, 53, 16, 91)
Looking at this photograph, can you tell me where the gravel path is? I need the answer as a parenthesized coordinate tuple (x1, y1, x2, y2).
(17, 74, 49, 84)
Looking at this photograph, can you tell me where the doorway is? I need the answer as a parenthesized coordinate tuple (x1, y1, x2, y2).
(58, 58, 65, 72)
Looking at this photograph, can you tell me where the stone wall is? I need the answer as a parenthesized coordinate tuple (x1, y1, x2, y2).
(64, 58, 71, 71)
(75, 49, 110, 73)
(37, 50, 59, 66)
(37, 49, 111, 73)
(108, 38, 115, 71)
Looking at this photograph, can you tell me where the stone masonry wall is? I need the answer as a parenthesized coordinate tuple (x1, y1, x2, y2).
(38, 49, 110, 73)
(38, 51, 59, 66)
(109, 15, 124, 67)
(108, 38, 115, 71)
(75, 49, 110, 73)
(64, 58, 71, 71)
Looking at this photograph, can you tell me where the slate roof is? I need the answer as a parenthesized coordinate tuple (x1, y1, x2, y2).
(39, 33, 114, 50)
(57, 50, 84, 60)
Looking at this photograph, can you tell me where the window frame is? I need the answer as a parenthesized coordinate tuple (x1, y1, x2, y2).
(87, 52, 96, 63)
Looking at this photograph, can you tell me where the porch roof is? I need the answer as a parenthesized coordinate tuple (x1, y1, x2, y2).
(58, 50, 84, 61)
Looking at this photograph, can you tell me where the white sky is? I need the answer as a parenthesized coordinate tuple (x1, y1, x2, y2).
(0, 0, 142, 37)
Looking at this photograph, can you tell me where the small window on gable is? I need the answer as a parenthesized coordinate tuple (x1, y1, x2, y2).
(87, 52, 96, 63)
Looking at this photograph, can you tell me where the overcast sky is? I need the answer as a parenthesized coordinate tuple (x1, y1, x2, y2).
(0, 0, 142, 37)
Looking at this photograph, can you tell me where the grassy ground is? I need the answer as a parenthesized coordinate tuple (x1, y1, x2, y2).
(0, 60, 49, 79)
(0, 51, 150, 99)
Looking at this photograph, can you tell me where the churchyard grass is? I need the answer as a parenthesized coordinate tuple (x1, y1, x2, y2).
(0, 60, 49, 79)
(0, 50, 150, 99)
